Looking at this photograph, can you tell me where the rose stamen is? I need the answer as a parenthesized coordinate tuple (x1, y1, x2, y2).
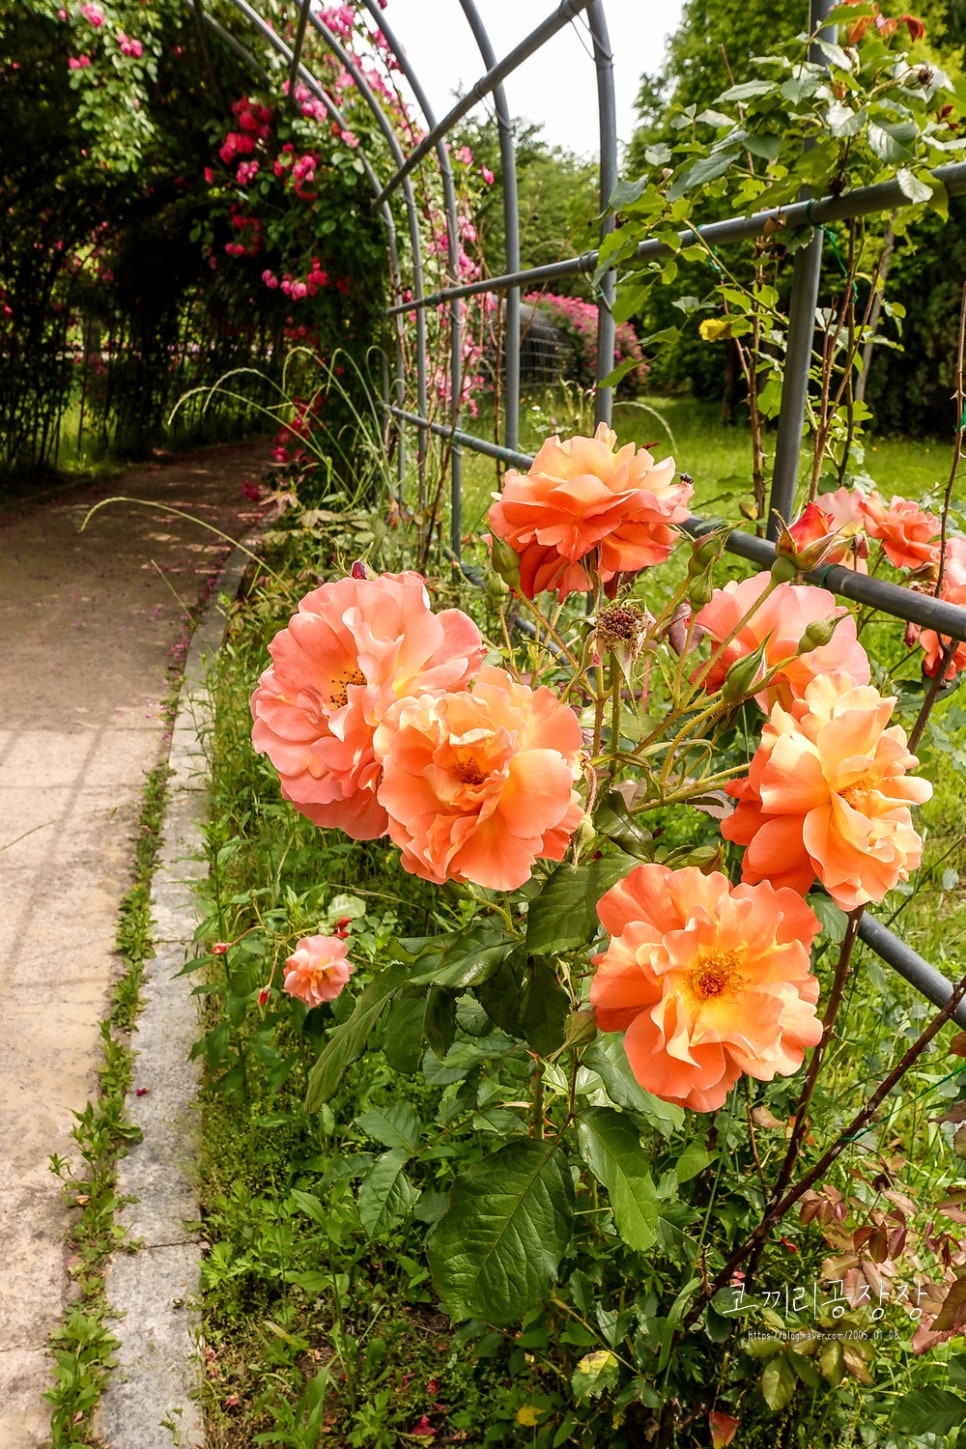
(327, 666, 366, 709)
(691, 949, 743, 1001)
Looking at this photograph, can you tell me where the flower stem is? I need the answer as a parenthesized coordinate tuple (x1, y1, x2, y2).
(681, 967, 966, 1331)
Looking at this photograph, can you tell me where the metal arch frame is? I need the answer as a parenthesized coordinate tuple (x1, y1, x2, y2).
(357, 0, 467, 544)
(193, 0, 966, 1028)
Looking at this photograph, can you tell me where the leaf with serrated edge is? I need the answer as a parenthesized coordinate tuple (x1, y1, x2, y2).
(427, 1140, 574, 1324)
(894, 1386, 966, 1435)
(357, 1148, 418, 1237)
(354, 1100, 421, 1153)
(305, 968, 403, 1111)
(577, 1108, 659, 1252)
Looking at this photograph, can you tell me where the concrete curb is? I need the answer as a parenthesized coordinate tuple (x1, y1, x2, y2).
(96, 542, 257, 1449)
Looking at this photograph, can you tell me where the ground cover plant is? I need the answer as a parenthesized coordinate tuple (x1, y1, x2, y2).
(187, 388, 966, 1445)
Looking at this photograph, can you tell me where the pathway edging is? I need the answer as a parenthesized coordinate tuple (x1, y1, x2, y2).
(96, 540, 257, 1449)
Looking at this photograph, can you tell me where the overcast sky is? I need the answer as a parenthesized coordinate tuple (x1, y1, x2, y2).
(378, 0, 686, 159)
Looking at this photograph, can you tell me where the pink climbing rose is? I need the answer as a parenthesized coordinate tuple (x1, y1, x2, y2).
(283, 935, 353, 1006)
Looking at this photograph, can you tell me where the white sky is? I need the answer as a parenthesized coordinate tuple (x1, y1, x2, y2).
(378, 0, 686, 159)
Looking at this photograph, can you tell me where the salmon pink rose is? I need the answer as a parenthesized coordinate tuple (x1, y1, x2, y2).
(722, 672, 931, 910)
(251, 573, 483, 840)
(695, 572, 870, 711)
(865, 494, 941, 571)
(591, 865, 823, 1112)
(284, 934, 353, 1006)
(374, 665, 583, 890)
(913, 536, 966, 680)
(487, 423, 692, 600)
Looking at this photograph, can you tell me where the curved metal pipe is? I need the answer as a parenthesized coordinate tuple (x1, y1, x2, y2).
(372, 0, 595, 207)
(305, 9, 433, 500)
(586, 0, 616, 428)
(459, 0, 522, 455)
(358, 0, 465, 546)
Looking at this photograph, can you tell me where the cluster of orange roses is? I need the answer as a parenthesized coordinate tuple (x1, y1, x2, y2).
(253, 425, 940, 1112)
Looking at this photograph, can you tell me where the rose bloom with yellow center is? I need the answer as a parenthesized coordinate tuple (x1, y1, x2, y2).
(722, 672, 932, 910)
(373, 665, 583, 890)
(251, 572, 483, 840)
(591, 864, 823, 1113)
(486, 422, 692, 600)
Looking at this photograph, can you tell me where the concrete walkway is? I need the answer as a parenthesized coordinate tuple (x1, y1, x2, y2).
(0, 443, 270, 1447)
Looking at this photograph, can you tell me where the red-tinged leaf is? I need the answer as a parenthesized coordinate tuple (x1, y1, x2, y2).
(939, 1101, 966, 1124)
(710, 1410, 740, 1446)
(842, 1346, 873, 1384)
(889, 1227, 908, 1257)
(937, 1191, 966, 1225)
(947, 1029, 966, 1057)
(852, 1226, 873, 1250)
(933, 1275, 966, 1333)
(868, 1225, 890, 1263)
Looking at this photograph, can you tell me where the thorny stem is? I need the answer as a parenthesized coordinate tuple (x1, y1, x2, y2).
(908, 640, 956, 756)
(681, 968, 966, 1331)
(744, 904, 864, 1284)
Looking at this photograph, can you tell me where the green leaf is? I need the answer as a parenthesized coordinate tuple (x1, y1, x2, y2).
(475, 954, 526, 1036)
(407, 930, 516, 989)
(583, 1036, 685, 1134)
(807, 893, 848, 943)
(718, 80, 774, 101)
(577, 1108, 659, 1252)
(896, 167, 934, 204)
(760, 1353, 797, 1410)
(525, 854, 636, 956)
(609, 176, 650, 209)
(381, 995, 427, 1074)
(826, 102, 866, 139)
(424, 987, 457, 1057)
(571, 1349, 620, 1401)
(894, 1386, 966, 1435)
(668, 148, 741, 201)
(305, 968, 404, 1111)
(354, 1100, 421, 1153)
(594, 793, 653, 861)
(675, 1141, 713, 1184)
(290, 1189, 327, 1226)
(427, 1139, 575, 1324)
(743, 134, 782, 160)
(357, 1148, 418, 1237)
(519, 958, 570, 1056)
(598, 356, 644, 391)
(868, 120, 916, 164)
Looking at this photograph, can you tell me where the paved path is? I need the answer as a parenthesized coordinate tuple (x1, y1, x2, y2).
(0, 443, 271, 1447)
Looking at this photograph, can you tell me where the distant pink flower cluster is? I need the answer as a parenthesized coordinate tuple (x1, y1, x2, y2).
(524, 291, 648, 392)
(318, 4, 356, 41)
(80, 3, 104, 26)
(252, 574, 584, 890)
(117, 32, 142, 58)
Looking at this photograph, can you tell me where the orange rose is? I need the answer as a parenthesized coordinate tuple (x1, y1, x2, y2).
(695, 573, 870, 711)
(591, 865, 823, 1113)
(864, 494, 941, 571)
(251, 572, 483, 839)
(374, 665, 583, 890)
(722, 673, 932, 910)
(915, 536, 966, 680)
(487, 423, 692, 600)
